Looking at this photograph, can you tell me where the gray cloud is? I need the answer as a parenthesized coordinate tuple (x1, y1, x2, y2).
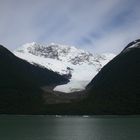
(0, 0, 140, 54)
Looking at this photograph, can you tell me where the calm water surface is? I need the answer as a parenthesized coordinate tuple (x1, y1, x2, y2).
(0, 115, 140, 140)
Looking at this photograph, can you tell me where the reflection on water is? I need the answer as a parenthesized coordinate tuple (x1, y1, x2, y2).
(0, 115, 140, 140)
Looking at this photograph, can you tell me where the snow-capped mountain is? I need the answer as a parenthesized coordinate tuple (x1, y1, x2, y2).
(14, 42, 115, 93)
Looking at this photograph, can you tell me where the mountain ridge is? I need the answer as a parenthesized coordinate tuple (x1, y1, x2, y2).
(0, 44, 69, 114)
(85, 39, 140, 114)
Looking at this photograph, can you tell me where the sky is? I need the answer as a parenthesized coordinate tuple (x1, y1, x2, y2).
(0, 0, 140, 54)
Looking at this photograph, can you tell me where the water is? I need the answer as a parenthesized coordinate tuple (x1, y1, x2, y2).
(0, 115, 140, 140)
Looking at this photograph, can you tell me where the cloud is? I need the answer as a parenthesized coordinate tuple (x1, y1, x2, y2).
(0, 0, 140, 54)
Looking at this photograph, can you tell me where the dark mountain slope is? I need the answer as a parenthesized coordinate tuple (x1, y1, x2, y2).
(0, 45, 69, 114)
(85, 40, 140, 114)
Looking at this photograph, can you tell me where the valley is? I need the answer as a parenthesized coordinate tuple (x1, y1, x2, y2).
(0, 39, 140, 115)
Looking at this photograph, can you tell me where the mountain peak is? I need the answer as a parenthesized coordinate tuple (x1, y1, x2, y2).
(15, 42, 95, 65)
